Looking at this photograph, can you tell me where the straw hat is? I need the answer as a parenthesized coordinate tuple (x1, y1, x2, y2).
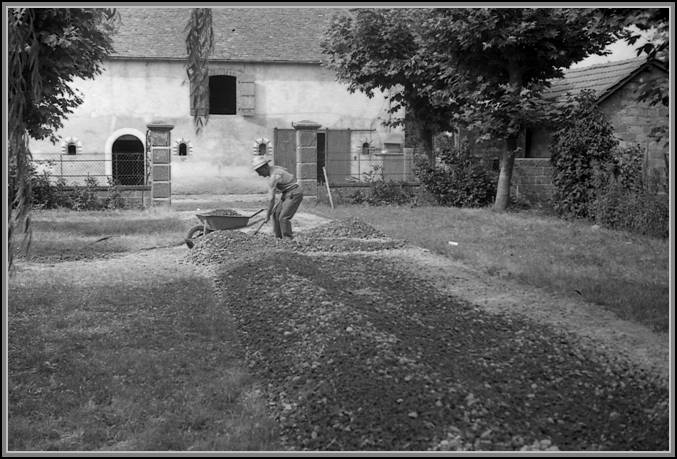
(252, 156, 271, 171)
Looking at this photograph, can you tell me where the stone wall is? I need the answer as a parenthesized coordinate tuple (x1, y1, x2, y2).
(511, 158, 554, 203)
(599, 66, 669, 172)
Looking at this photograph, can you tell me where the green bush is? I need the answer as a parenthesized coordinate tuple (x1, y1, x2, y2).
(550, 90, 618, 219)
(593, 181, 669, 238)
(413, 144, 496, 207)
(346, 165, 415, 206)
(27, 166, 126, 210)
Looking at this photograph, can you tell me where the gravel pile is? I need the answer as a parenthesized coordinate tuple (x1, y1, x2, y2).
(216, 252, 669, 452)
(197, 208, 242, 216)
(186, 218, 405, 266)
(304, 217, 387, 239)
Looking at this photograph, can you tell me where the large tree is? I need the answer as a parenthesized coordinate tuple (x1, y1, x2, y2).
(320, 8, 630, 210)
(321, 9, 467, 161)
(418, 8, 627, 210)
(8, 8, 118, 269)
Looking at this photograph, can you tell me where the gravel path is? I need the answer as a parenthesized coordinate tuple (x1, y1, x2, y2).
(186, 218, 670, 452)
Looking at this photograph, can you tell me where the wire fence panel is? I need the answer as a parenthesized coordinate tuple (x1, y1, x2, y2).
(32, 153, 147, 186)
(324, 148, 417, 186)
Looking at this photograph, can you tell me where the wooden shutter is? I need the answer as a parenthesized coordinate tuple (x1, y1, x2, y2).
(237, 74, 256, 116)
(325, 129, 351, 184)
(273, 128, 296, 174)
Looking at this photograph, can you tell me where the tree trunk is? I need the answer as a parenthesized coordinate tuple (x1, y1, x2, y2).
(493, 135, 517, 211)
(494, 65, 523, 211)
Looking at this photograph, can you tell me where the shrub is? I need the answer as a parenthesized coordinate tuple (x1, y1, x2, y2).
(593, 181, 669, 238)
(346, 165, 415, 206)
(27, 166, 126, 211)
(550, 90, 618, 219)
(30, 168, 60, 209)
(414, 143, 496, 207)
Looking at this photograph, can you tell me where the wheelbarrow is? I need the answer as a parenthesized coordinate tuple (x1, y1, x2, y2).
(185, 208, 265, 248)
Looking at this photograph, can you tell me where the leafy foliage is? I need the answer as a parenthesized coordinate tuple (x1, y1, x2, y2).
(322, 8, 627, 210)
(348, 166, 415, 206)
(9, 8, 118, 142)
(549, 91, 619, 219)
(414, 143, 497, 208)
(591, 144, 668, 239)
(27, 164, 126, 211)
(550, 92, 668, 238)
(592, 184, 669, 239)
(8, 8, 118, 269)
(321, 9, 457, 159)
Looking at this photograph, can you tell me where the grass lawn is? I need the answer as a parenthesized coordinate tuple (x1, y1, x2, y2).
(13, 208, 191, 262)
(7, 202, 670, 451)
(8, 208, 280, 451)
(308, 202, 670, 333)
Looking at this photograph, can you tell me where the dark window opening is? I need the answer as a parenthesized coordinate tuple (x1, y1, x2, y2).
(209, 75, 237, 115)
(317, 132, 326, 184)
(361, 142, 370, 155)
(178, 143, 188, 156)
(258, 143, 267, 155)
(67, 144, 77, 155)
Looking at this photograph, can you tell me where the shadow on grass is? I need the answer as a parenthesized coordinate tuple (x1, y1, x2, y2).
(8, 264, 279, 451)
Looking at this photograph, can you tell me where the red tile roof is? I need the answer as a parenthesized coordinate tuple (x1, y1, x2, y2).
(110, 7, 343, 62)
(544, 57, 667, 102)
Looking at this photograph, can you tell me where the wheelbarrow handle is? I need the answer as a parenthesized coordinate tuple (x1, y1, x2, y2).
(249, 208, 265, 219)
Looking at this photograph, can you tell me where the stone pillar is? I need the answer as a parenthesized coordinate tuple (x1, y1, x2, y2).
(292, 120, 321, 198)
(146, 122, 174, 206)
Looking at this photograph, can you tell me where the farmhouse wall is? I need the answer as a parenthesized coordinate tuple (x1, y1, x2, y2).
(29, 59, 398, 194)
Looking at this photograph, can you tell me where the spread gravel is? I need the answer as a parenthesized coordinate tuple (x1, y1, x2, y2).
(185, 217, 669, 452)
(197, 208, 243, 216)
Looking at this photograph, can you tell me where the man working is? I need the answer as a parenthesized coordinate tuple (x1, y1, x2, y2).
(252, 156, 304, 239)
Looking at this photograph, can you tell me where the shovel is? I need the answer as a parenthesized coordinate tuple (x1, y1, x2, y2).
(253, 202, 279, 235)
(252, 219, 267, 235)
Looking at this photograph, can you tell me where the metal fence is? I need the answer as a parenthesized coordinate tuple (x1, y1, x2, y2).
(322, 147, 417, 186)
(32, 153, 148, 186)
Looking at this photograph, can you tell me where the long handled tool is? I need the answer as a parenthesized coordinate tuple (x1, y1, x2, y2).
(253, 218, 267, 235)
(253, 203, 279, 235)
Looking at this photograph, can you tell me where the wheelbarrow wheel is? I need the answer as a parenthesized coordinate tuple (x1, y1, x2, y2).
(185, 225, 214, 249)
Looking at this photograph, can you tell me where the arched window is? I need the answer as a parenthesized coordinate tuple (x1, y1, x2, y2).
(179, 143, 188, 156)
(61, 137, 82, 155)
(258, 143, 267, 155)
(362, 142, 371, 155)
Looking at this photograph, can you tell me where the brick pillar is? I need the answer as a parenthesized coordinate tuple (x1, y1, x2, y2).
(293, 120, 321, 198)
(146, 122, 174, 206)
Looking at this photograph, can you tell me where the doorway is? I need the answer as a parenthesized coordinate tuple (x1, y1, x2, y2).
(317, 132, 326, 184)
(112, 134, 145, 185)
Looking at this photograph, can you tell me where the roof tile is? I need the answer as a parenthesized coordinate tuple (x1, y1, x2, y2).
(110, 7, 343, 62)
(544, 57, 653, 101)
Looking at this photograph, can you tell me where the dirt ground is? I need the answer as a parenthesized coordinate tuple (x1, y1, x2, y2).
(14, 210, 669, 451)
(181, 216, 668, 451)
(69, 208, 667, 387)
(379, 247, 670, 386)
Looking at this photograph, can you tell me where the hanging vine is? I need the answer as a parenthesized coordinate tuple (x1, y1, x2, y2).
(185, 8, 214, 133)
